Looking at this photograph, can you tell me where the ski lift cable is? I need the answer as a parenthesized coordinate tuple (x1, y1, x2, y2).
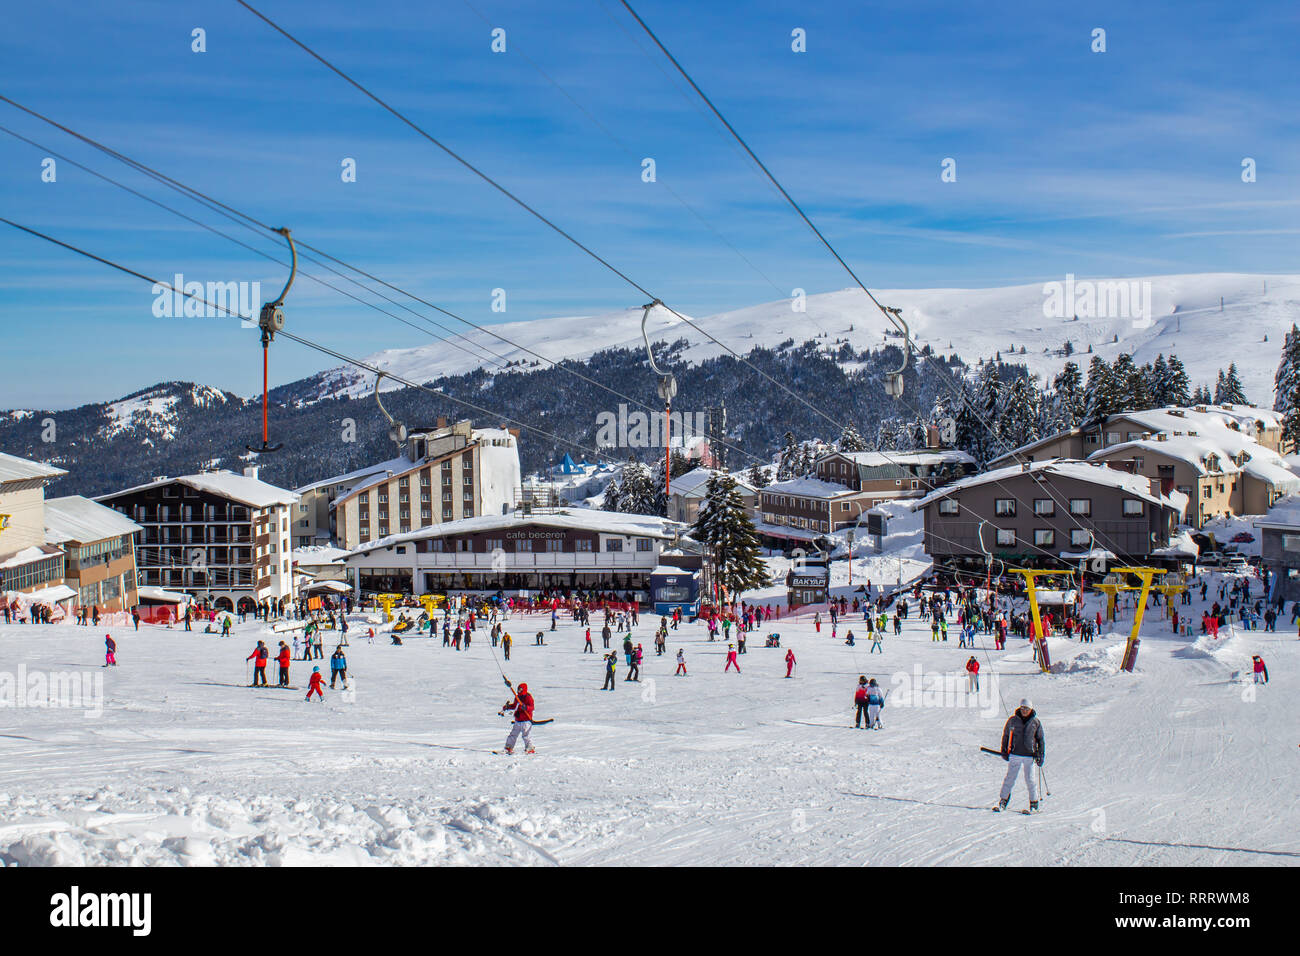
(231, 0, 852, 436)
(0, 101, 773, 472)
(0, 118, 520, 373)
(0, 216, 634, 469)
(612, 0, 1139, 560)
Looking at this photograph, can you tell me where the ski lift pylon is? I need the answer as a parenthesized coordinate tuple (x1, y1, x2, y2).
(246, 227, 296, 454)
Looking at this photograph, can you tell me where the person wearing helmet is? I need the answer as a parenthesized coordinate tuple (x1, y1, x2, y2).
(853, 676, 870, 728)
(997, 698, 1045, 811)
(500, 682, 536, 754)
(866, 678, 885, 730)
(305, 665, 325, 702)
(724, 643, 740, 673)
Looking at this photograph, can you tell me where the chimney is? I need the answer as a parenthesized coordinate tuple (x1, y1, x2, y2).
(926, 424, 941, 448)
(437, 416, 447, 429)
(244, 465, 260, 480)
(1156, 433, 1168, 442)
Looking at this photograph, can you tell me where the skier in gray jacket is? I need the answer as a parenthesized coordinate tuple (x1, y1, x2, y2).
(997, 698, 1045, 812)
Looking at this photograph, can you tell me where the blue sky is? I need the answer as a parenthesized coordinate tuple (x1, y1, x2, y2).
(1, 0, 1297, 407)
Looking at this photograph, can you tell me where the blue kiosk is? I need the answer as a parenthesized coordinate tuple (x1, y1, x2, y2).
(649, 564, 700, 618)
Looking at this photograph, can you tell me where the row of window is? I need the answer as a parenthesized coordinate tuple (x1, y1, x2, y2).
(983, 528, 1096, 548)
(421, 537, 654, 553)
(939, 498, 1143, 518)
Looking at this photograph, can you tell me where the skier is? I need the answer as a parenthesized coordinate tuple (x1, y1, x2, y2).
(131, 608, 140, 632)
(584, 627, 594, 653)
(853, 676, 870, 728)
(1251, 654, 1269, 684)
(675, 648, 687, 676)
(965, 656, 980, 693)
(865, 678, 885, 730)
(724, 643, 741, 673)
(104, 634, 117, 667)
(305, 666, 325, 702)
(247, 641, 269, 686)
(329, 646, 348, 689)
(626, 645, 641, 682)
(870, 630, 883, 654)
(996, 699, 1045, 812)
(277, 641, 292, 687)
(502, 631, 512, 661)
(602, 652, 617, 690)
(499, 682, 536, 754)
(785, 647, 796, 678)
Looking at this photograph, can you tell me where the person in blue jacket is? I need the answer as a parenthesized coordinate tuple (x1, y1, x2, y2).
(329, 645, 348, 689)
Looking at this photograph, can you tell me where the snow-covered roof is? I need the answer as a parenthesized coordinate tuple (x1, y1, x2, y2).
(0, 451, 66, 484)
(100, 470, 299, 508)
(831, 449, 975, 468)
(650, 564, 698, 576)
(137, 586, 190, 603)
(1090, 437, 1235, 476)
(671, 467, 755, 499)
(763, 476, 860, 499)
(349, 509, 682, 556)
(0, 544, 62, 569)
(912, 459, 1179, 511)
(1253, 494, 1300, 530)
(44, 495, 142, 543)
(1152, 528, 1199, 557)
(294, 457, 406, 495)
(293, 545, 350, 565)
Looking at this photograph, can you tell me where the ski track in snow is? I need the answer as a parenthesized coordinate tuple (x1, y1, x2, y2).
(0, 582, 1296, 866)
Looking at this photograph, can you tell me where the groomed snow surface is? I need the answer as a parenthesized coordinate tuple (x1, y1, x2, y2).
(1, 581, 1296, 866)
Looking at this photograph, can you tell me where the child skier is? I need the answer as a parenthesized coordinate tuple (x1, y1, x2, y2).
(675, 648, 687, 676)
(104, 634, 117, 667)
(785, 647, 796, 678)
(866, 678, 885, 730)
(724, 644, 741, 673)
(499, 682, 536, 755)
(305, 666, 325, 702)
(1252, 655, 1269, 684)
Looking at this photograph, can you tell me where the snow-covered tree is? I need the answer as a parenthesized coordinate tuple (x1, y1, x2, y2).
(837, 424, 869, 452)
(1085, 356, 1123, 419)
(616, 459, 657, 514)
(692, 473, 770, 600)
(1214, 364, 1247, 405)
(1166, 354, 1192, 406)
(1274, 325, 1300, 450)
(776, 432, 799, 480)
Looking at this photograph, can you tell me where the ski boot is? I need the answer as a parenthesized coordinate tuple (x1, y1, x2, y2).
(994, 797, 1009, 812)
(525, 748, 536, 754)
(1029, 801, 1041, 813)
(503, 747, 514, 755)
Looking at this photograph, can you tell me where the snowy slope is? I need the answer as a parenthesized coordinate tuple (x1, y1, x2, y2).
(2, 572, 1295, 866)
(317, 274, 1299, 408)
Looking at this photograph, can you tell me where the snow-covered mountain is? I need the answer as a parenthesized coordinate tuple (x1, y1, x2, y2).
(315, 273, 1299, 408)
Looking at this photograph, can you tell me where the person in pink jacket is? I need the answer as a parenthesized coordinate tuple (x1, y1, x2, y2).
(1252, 655, 1269, 684)
(784, 648, 796, 678)
(724, 644, 740, 673)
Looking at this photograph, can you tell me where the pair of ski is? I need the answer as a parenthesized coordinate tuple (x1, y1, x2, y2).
(980, 746, 1045, 814)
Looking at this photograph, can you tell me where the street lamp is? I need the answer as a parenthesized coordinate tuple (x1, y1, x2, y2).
(846, 529, 855, 586)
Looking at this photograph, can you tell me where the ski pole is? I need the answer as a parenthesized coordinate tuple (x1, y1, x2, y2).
(1040, 766, 1050, 796)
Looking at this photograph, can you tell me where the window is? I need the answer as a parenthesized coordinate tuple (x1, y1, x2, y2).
(1069, 498, 1091, 516)
(994, 499, 1016, 517)
(605, 538, 624, 552)
(1070, 529, 1091, 547)
(995, 529, 1016, 546)
(1132, 457, 1145, 470)
(636, 538, 653, 552)
(938, 499, 959, 516)
(1122, 499, 1144, 516)
(1106, 432, 1120, 445)
(515, 539, 532, 552)
(1033, 529, 1055, 547)
(575, 539, 593, 552)
(546, 538, 564, 552)
(1033, 499, 1055, 516)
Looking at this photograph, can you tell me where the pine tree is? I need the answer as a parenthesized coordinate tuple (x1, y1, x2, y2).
(746, 462, 771, 489)
(692, 473, 770, 600)
(1148, 354, 1171, 406)
(1273, 325, 1300, 450)
(616, 459, 657, 514)
(1085, 356, 1122, 419)
(838, 424, 869, 452)
(1219, 363, 1248, 404)
(1166, 354, 1192, 406)
(1049, 361, 1085, 430)
(602, 477, 622, 512)
(776, 432, 799, 480)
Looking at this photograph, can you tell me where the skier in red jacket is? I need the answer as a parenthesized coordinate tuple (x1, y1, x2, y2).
(499, 682, 536, 754)
(784, 648, 796, 678)
(965, 656, 980, 693)
(247, 641, 269, 686)
(276, 641, 292, 687)
(725, 644, 740, 673)
(305, 666, 325, 701)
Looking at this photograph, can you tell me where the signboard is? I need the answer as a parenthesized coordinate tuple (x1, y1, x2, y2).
(866, 512, 886, 537)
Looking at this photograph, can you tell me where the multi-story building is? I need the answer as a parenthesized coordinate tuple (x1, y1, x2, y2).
(989, 405, 1298, 526)
(43, 495, 142, 612)
(1255, 495, 1300, 603)
(333, 421, 521, 550)
(758, 448, 975, 544)
(293, 460, 400, 549)
(98, 468, 298, 613)
(344, 510, 679, 596)
(666, 468, 757, 525)
(913, 459, 1187, 569)
(0, 452, 70, 608)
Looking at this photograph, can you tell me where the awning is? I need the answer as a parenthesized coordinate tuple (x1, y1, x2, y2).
(137, 586, 190, 604)
(303, 580, 353, 593)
